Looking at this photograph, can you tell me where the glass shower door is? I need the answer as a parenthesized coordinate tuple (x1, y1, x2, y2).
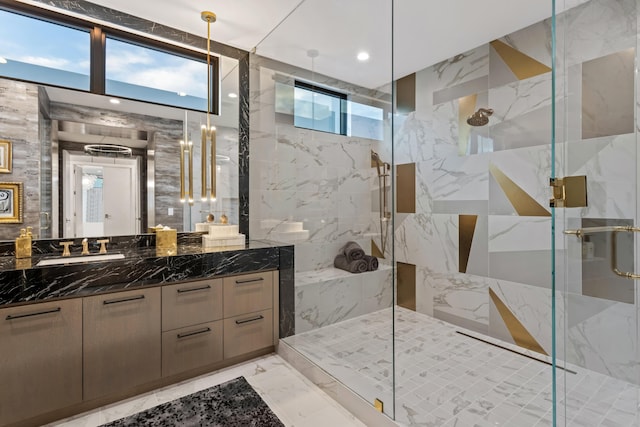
(553, 0, 640, 425)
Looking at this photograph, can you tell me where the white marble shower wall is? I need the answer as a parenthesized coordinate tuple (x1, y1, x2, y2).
(249, 56, 387, 274)
(394, 0, 640, 384)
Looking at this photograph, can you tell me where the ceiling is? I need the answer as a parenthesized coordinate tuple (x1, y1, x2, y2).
(71, 0, 574, 90)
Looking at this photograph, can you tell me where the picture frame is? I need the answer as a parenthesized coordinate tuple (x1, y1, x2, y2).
(0, 182, 23, 223)
(0, 140, 12, 173)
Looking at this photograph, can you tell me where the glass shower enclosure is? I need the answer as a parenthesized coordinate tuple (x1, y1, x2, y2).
(250, 0, 640, 425)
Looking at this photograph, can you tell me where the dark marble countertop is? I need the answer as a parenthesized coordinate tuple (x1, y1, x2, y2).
(0, 239, 294, 308)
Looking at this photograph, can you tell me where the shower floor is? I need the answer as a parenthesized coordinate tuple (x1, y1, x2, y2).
(283, 307, 638, 426)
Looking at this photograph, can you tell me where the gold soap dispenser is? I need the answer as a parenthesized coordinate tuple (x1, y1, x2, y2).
(15, 227, 32, 259)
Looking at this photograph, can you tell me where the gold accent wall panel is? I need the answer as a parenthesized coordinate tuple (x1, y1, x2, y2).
(397, 262, 416, 311)
(489, 164, 551, 217)
(489, 288, 548, 355)
(396, 73, 416, 114)
(459, 215, 478, 274)
(396, 163, 416, 213)
(490, 40, 551, 81)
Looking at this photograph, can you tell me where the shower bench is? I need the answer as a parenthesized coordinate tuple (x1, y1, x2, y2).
(294, 264, 393, 334)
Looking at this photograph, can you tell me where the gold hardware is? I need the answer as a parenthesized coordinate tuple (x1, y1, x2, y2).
(201, 10, 217, 202)
(15, 258, 31, 269)
(188, 140, 194, 204)
(220, 214, 228, 224)
(374, 398, 384, 412)
(96, 239, 109, 254)
(155, 228, 177, 253)
(611, 227, 640, 279)
(60, 241, 73, 257)
(564, 225, 640, 280)
(549, 175, 587, 208)
(179, 139, 185, 203)
(15, 228, 32, 259)
(81, 238, 89, 255)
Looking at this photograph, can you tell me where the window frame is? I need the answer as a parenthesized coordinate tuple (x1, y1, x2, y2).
(0, 0, 219, 114)
(294, 80, 347, 136)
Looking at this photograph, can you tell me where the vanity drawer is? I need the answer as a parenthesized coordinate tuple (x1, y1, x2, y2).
(162, 320, 223, 378)
(223, 309, 273, 359)
(83, 287, 161, 401)
(0, 299, 82, 426)
(162, 279, 223, 331)
(223, 271, 273, 317)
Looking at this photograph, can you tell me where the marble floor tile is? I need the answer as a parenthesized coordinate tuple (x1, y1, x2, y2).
(47, 354, 365, 427)
(284, 306, 640, 427)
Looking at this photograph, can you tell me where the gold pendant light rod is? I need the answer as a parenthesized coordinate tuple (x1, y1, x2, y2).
(201, 11, 217, 202)
(188, 140, 194, 204)
(179, 140, 185, 202)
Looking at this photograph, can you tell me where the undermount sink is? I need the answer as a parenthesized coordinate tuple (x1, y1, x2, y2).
(36, 253, 125, 267)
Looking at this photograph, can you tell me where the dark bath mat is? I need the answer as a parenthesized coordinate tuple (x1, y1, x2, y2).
(100, 376, 284, 427)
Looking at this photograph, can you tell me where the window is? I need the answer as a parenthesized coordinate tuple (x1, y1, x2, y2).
(286, 79, 385, 140)
(0, 4, 219, 112)
(0, 9, 90, 90)
(294, 81, 347, 135)
(105, 37, 211, 111)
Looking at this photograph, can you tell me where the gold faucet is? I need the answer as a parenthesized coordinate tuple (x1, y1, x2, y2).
(97, 239, 109, 254)
(60, 241, 73, 257)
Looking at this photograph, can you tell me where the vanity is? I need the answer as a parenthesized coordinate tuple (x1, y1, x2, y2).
(0, 235, 294, 427)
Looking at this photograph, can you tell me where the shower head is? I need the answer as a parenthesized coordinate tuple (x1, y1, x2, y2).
(466, 108, 494, 127)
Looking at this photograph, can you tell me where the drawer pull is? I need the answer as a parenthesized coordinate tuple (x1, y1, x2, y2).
(235, 277, 264, 285)
(235, 315, 264, 325)
(177, 327, 211, 339)
(103, 295, 145, 305)
(177, 284, 211, 294)
(6, 307, 61, 320)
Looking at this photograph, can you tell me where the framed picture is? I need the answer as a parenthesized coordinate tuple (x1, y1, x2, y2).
(0, 140, 11, 173)
(0, 182, 23, 223)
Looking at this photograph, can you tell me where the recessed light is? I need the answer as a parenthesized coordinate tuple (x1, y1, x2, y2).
(109, 98, 121, 104)
(0, 57, 6, 64)
(177, 92, 187, 97)
(228, 92, 238, 98)
(357, 51, 370, 61)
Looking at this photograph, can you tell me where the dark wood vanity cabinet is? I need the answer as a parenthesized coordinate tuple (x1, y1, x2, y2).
(161, 279, 224, 377)
(0, 299, 83, 426)
(83, 287, 162, 401)
(0, 269, 279, 426)
(223, 271, 275, 359)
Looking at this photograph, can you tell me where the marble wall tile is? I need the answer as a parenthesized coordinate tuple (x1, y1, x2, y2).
(416, 266, 434, 316)
(566, 294, 639, 384)
(489, 73, 552, 126)
(395, 213, 458, 274)
(560, 0, 637, 67)
(250, 59, 385, 274)
(430, 272, 490, 329)
(0, 79, 40, 240)
(564, 134, 636, 220)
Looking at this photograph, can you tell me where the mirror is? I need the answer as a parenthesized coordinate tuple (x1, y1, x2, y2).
(0, 55, 240, 240)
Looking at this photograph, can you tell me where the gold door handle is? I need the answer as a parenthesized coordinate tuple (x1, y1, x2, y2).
(564, 226, 640, 279)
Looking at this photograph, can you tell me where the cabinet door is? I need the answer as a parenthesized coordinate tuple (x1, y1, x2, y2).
(83, 287, 161, 401)
(223, 309, 273, 359)
(162, 320, 223, 378)
(162, 279, 222, 331)
(0, 299, 82, 426)
(223, 271, 273, 318)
